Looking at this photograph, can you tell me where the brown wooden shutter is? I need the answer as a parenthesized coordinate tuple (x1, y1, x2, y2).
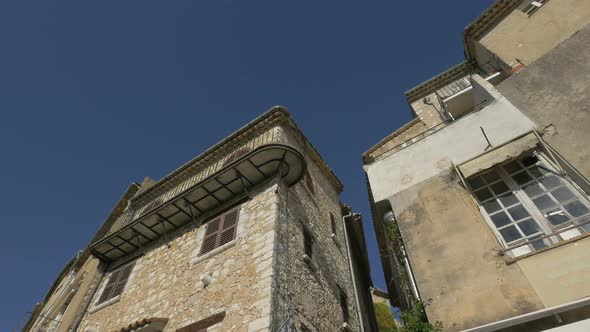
(97, 260, 136, 304)
(200, 206, 240, 255)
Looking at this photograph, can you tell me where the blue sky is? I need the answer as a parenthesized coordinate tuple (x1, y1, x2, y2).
(0, 1, 493, 329)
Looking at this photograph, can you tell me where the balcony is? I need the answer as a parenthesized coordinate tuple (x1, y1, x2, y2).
(90, 109, 307, 263)
(438, 72, 502, 120)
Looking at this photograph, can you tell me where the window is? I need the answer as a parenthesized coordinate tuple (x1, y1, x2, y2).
(519, 0, 548, 16)
(200, 206, 240, 255)
(468, 154, 590, 256)
(303, 226, 314, 259)
(330, 213, 337, 236)
(97, 260, 136, 304)
(304, 170, 315, 196)
(176, 312, 225, 332)
(338, 285, 350, 323)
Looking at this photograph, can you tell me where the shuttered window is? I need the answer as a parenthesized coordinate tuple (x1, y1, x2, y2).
(304, 170, 315, 196)
(330, 213, 337, 235)
(200, 206, 240, 255)
(97, 260, 136, 304)
(303, 226, 314, 259)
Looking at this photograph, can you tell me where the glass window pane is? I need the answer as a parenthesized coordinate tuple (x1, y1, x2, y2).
(541, 175, 561, 190)
(518, 218, 541, 236)
(530, 236, 549, 250)
(564, 200, 590, 218)
(490, 181, 510, 195)
(508, 205, 530, 221)
(513, 171, 533, 185)
(475, 188, 493, 202)
(529, 166, 543, 178)
(576, 215, 590, 233)
(533, 195, 557, 211)
(551, 187, 577, 203)
(499, 226, 522, 243)
(499, 192, 519, 207)
(467, 177, 485, 190)
(491, 211, 511, 228)
(483, 200, 502, 214)
(544, 208, 570, 226)
(523, 182, 544, 198)
(503, 161, 523, 174)
(482, 170, 500, 183)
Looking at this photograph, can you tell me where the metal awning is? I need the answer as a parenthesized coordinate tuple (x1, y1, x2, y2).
(91, 144, 305, 263)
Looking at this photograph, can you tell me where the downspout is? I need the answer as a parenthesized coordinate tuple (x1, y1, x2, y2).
(342, 209, 365, 332)
(384, 211, 420, 302)
(69, 262, 107, 332)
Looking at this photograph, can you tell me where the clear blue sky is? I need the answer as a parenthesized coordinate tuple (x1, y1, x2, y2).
(0, 1, 493, 329)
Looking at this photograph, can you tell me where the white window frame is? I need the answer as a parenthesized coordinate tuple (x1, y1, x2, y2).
(468, 152, 590, 257)
(519, 0, 548, 16)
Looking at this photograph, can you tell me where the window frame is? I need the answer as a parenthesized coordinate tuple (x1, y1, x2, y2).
(97, 259, 136, 304)
(199, 205, 240, 256)
(519, 0, 548, 16)
(468, 152, 590, 256)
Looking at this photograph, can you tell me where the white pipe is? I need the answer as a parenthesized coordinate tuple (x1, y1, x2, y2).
(342, 210, 365, 332)
(461, 296, 590, 332)
(401, 246, 420, 302)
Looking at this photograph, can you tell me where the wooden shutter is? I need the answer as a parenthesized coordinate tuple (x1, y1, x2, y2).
(97, 260, 136, 304)
(303, 227, 313, 259)
(330, 213, 336, 235)
(200, 206, 240, 255)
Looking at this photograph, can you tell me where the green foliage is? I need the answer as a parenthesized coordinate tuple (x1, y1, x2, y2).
(399, 300, 443, 332)
(374, 302, 398, 332)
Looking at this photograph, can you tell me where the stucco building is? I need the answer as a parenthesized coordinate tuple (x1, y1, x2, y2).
(364, 1, 590, 331)
(25, 107, 376, 332)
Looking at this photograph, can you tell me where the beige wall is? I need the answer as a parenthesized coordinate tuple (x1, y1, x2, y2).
(387, 173, 544, 332)
(477, 0, 590, 67)
(517, 236, 590, 307)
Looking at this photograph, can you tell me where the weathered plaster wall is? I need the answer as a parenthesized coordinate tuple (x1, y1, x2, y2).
(516, 236, 590, 307)
(498, 23, 590, 180)
(477, 0, 590, 67)
(271, 152, 361, 331)
(388, 172, 544, 331)
(366, 78, 536, 202)
(79, 182, 279, 332)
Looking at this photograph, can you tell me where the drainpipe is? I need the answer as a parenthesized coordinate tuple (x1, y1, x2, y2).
(342, 208, 365, 332)
(384, 211, 420, 302)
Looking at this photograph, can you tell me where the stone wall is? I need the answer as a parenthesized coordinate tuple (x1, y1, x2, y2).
(270, 151, 361, 331)
(79, 181, 279, 332)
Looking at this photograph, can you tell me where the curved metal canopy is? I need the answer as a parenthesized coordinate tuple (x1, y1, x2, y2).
(91, 144, 305, 263)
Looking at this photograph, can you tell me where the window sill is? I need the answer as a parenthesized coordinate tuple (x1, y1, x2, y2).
(88, 295, 121, 314)
(505, 232, 590, 265)
(191, 240, 237, 267)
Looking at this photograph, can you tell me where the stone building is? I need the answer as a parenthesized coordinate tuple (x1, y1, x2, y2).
(25, 107, 376, 332)
(364, 1, 590, 331)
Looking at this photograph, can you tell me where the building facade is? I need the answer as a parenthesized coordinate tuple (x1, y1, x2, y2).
(25, 107, 375, 332)
(365, 1, 590, 331)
